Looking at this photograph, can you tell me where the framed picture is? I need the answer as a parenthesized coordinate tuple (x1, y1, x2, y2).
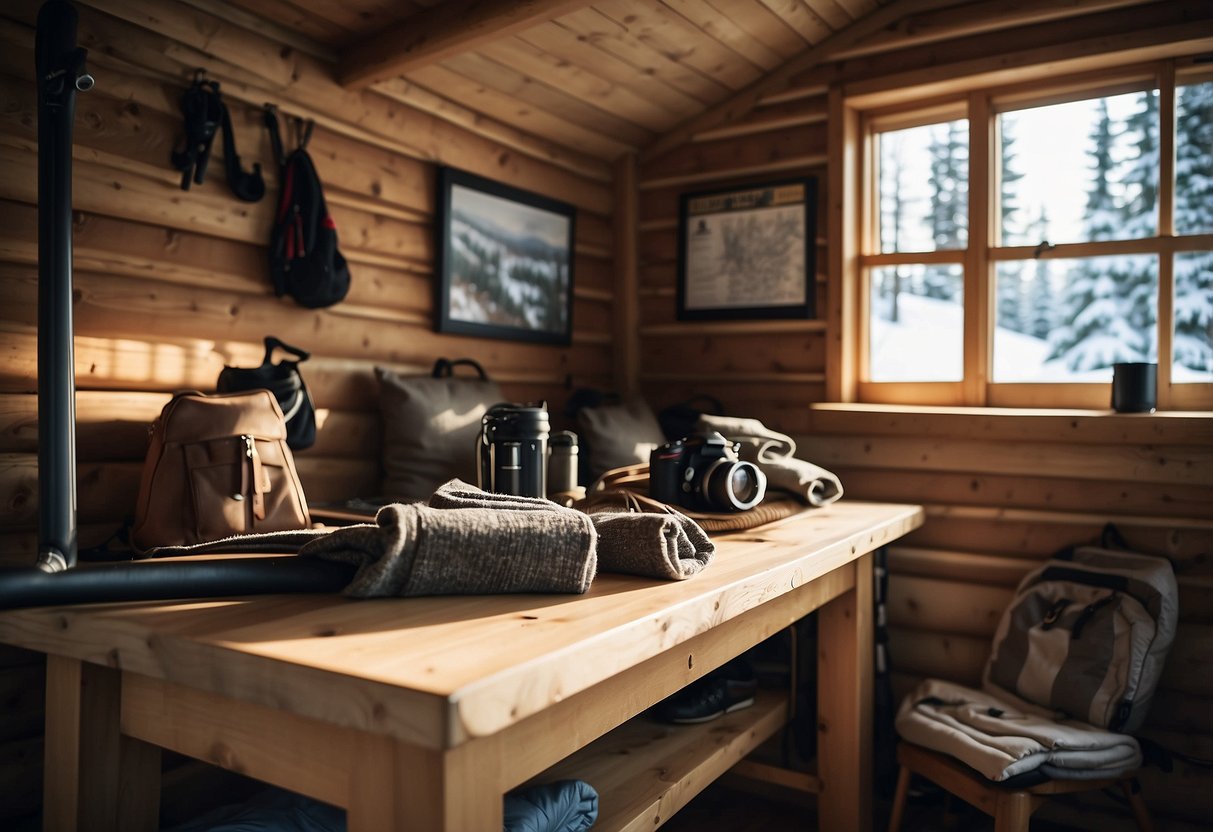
(677, 177, 816, 320)
(435, 167, 576, 345)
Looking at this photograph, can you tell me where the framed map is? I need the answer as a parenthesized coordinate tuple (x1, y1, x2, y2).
(677, 178, 816, 321)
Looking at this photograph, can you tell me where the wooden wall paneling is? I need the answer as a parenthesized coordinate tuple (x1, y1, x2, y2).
(885, 628, 989, 687)
(1159, 624, 1213, 697)
(0, 392, 37, 454)
(367, 77, 610, 185)
(795, 434, 1213, 486)
(295, 457, 382, 504)
(637, 381, 828, 436)
(0, 328, 228, 394)
(1145, 688, 1213, 735)
(691, 94, 829, 143)
(30, 269, 612, 379)
(49, 0, 616, 211)
(638, 285, 829, 329)
(638, 169, 829, 224)
(885, 575, 1013, 638)
(902, 513, 1213, 569)
(613, 153, 639, 395)
(1, 452, 37, 531)
(832, 468, 1213, 520)
(807, 404, 1213, 445)
(639, 123, 827, 186)
(641, 331, 826, 376)
(885, 545, 1034, 587)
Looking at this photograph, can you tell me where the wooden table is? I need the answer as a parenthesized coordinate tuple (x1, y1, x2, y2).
(0, 500, 923, 831)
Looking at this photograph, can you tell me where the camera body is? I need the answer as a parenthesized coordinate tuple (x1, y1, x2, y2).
(650, 431, 767, 513)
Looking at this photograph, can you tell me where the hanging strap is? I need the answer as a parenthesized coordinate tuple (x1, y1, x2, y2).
(432, 358, 489, 380)
(262, 103, 315, 166)
(262, 335, 310, 366)
(218, 90, 265, 202)
(263, 103, 286, 168)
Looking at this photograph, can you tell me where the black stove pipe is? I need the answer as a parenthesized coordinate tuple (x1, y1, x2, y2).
(34, 0, 90, 574)
(0, 1, 354, 610)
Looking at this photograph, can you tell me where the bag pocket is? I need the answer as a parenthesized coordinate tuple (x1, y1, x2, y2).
(185, 436, 257, 540)
(184, 435, 304, 540)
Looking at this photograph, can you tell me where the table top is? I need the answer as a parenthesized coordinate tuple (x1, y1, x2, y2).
(0, 500, 922, 748)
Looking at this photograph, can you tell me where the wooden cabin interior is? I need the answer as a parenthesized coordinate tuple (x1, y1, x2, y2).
(0, 0, 1210, 829)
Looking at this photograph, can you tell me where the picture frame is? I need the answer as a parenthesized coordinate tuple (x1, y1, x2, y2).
(677, 177, 817, 321)
(435, 167, 576, 345)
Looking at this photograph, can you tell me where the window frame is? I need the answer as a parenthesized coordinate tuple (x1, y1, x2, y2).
(850, 58, 1213, 410)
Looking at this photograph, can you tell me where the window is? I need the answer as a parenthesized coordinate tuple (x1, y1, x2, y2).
(856, 61, 1213, 409)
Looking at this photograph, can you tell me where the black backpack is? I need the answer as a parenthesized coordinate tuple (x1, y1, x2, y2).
(264, 105, 350, 309)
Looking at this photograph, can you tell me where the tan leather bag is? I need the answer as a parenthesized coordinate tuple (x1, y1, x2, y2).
(131, 390, 311, 553)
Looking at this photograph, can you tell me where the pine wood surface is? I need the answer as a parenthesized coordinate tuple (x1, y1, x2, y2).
(0, 501, 922, 750)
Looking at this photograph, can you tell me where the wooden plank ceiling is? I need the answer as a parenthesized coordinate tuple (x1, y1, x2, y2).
(218, 0, 892, 161)
(214, 0, 1172, 163)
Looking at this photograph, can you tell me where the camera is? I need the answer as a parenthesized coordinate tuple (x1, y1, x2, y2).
(649, 432, 767, 512)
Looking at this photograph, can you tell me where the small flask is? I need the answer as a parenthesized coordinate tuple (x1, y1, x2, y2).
(547, 431, 579, 496)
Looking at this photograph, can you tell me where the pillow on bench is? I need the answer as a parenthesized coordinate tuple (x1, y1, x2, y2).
(377, 364, 503, 500)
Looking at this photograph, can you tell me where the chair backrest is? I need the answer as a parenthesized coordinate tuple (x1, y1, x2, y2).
(983, 543, 1178, 732)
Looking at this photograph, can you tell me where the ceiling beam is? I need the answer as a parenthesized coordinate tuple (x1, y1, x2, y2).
(338, 0, 595, 90)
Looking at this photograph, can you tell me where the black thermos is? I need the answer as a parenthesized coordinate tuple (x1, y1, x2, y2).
(478, 403, 549, 497)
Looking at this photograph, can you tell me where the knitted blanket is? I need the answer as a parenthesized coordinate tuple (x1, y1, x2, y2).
(300, 480, 715, 598)
(895, 678, 1142, 782)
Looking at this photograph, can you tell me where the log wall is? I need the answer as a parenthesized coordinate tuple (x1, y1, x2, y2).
(0, 0, 618, 826)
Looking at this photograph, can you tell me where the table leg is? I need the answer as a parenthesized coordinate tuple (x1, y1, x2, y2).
(43, 656, 161, 832)
(348, 732, 504, 831)
(817, 553, 874, 832)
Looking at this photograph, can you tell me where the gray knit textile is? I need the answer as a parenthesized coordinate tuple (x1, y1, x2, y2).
(432, 480, 714, 581)
(696, 414, 844, 507)
(300, 491, 597, 598)
(589, 509, 714, 580)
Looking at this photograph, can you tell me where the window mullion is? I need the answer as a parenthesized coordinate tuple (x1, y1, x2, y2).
(966, 93, 992, 406)
(1157, 61, 1177, 406)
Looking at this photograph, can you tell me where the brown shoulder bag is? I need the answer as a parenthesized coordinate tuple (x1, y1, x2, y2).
(131, 390, 312, 554)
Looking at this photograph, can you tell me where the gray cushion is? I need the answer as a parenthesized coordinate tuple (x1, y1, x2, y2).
(376, 365, 503, 500)
(576, 396, 666, 480)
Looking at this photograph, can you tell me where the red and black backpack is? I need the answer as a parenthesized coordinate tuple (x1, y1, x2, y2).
(263, 105, 350, 309)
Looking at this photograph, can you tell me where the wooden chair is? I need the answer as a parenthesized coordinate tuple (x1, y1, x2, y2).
(887, 741, 1154, 832)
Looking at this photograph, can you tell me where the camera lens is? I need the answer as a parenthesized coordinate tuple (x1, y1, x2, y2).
(703, 460, 766, 511)
(730, 466, 760, 504)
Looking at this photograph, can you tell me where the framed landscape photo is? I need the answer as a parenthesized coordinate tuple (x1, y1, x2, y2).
(435, 167, 576, 345)
(677, 177, 816, 321)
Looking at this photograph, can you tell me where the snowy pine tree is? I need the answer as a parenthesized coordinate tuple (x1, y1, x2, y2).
(998, 120, 1027, 333)
(879, 134, 908, 322)
(925, 121, 967, 300)
(1174, 80, 1213, 372)
(1119, 90, 1160, 361)
(1026, 208, 1056, 340)
(1048, 100, 1148, 370)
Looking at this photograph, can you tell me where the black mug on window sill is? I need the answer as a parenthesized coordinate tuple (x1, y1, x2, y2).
(1111, 362, 1157, 413)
